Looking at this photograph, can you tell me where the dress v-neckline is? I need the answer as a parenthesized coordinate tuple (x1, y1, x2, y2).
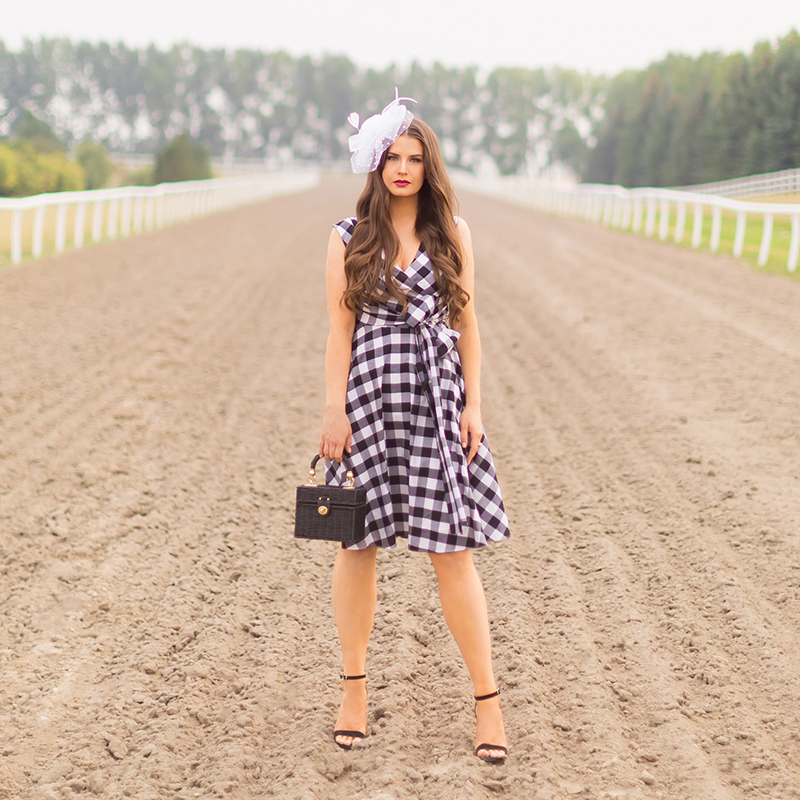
(395, 246, 423, 274)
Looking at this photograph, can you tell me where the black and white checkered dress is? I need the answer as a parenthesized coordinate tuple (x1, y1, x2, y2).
(327, 217, 510, 553)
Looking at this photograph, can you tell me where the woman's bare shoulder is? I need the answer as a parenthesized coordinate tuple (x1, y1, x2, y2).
(454, 216, 472, 240)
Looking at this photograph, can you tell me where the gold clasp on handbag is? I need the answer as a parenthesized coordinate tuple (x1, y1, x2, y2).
(294, 453, 366, 543)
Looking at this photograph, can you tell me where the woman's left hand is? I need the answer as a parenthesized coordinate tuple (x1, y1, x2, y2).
(460, 405, 484, 465)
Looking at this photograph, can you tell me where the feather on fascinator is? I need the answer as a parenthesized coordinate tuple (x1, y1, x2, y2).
(347, 88, 417, 174)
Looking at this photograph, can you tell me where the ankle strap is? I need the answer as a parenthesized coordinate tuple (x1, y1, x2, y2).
(474, 689, 500, 702)
(341, 673, 366, 681)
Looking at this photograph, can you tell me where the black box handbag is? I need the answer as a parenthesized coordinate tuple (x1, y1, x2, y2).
(294, 455, 367, 544)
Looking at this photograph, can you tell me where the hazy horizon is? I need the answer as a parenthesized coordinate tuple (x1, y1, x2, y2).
(3, 0, 799, 75)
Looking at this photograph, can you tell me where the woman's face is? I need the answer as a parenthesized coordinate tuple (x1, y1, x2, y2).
(381, 135, 425, 197)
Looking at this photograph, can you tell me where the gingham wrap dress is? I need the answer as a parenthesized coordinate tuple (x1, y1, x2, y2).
(327, 217, 510, 553)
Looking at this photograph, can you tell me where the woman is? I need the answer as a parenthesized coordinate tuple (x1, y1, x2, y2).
(319, 91, 510, 763)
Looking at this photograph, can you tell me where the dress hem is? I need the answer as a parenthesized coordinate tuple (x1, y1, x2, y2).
(343, 531, 510, 553)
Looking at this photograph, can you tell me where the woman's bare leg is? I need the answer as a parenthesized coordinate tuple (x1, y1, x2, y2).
(429, 549, 507, 759)
(332, 545, 378, 747)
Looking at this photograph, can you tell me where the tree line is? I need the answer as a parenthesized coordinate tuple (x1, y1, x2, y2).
(0, 32, 798, 191)
(0, 39, 600, 180)
(585, 31, 800, 186)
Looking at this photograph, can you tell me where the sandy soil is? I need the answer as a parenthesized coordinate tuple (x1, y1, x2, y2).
(1, 175, 800, 800)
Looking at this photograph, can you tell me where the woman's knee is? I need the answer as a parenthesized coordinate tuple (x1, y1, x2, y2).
(429, 549, 474, 578)
(336, 545, 378, 568)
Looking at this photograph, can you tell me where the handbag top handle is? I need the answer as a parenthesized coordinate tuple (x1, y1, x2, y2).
(307, 454, 356, 489)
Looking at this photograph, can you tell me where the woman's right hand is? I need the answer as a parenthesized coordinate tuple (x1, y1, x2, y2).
(319, 406, 352, 462)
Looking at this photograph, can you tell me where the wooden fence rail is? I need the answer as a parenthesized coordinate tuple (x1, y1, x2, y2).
(0, 171, 320, 265)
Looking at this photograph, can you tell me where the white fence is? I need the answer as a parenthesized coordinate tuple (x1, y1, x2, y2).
(0, 170, 320, 265)
(454, 174, 800, 273)
(674, 167, 800, 198)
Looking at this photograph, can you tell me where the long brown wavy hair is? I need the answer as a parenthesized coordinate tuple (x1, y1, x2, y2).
(342, 118, 469, 324)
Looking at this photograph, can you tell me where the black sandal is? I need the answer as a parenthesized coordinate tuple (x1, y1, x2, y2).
(333, 673, 367, 750)
(474, 689, 508, 764)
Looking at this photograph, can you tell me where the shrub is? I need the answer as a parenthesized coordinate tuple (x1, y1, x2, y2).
(13, 109, 65, 153)
(154, 133, 212, 183)
(0, 143, 21, 196)
(76, 141, 112, 189)
(37, 152, 85, 192)
(0, 140, 85, 196)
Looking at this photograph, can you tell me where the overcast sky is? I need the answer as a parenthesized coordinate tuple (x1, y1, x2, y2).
(3, 0, 799, 74)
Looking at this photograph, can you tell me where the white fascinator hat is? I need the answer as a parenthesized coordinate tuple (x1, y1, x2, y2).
(347, 88, 417, 174)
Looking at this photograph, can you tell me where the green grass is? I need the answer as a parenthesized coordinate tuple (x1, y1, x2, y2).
(616, 201, 799, 280)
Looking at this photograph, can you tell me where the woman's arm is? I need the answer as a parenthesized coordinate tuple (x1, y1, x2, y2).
(319, 228, 357, 462)
(452, 218, 484, 465)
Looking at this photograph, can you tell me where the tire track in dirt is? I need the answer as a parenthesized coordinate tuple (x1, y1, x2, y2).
(2, 176, 799, 800)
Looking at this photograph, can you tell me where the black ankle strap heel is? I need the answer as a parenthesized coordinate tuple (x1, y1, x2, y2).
(334, 673, 367, 750)
(474, 688, 508, 764)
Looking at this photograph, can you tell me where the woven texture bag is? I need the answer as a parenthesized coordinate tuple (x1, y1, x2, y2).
(294, 455, 367, 544)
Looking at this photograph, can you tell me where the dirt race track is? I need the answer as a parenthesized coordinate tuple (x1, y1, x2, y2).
(1, 175, 800, 800)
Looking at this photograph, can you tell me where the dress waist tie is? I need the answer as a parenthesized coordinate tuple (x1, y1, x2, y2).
(408, 317, 469, 527)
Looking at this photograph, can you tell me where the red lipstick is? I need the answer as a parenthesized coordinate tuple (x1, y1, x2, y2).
(394, 180, 410, 187)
